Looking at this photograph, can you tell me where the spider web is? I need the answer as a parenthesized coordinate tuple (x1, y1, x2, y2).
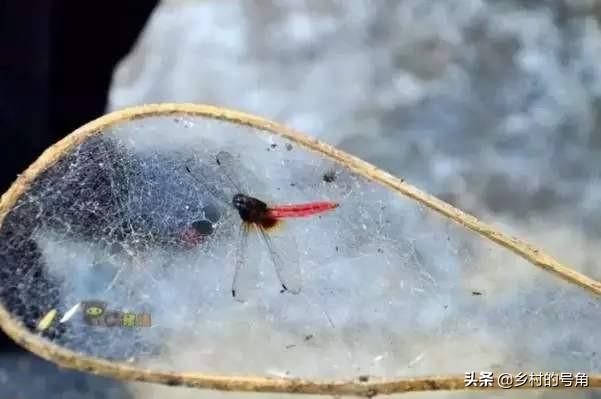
(0, 117, 599, 379)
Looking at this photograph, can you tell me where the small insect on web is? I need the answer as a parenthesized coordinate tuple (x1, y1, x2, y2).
(185, 151, 339, 301)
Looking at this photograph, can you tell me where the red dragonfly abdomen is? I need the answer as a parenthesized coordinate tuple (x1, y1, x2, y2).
(266, 201, 339, 219)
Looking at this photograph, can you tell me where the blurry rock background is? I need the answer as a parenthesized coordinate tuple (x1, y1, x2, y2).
(2, 0, 601, 398)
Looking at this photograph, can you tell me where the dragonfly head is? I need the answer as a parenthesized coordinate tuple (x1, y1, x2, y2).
(232, 193, 246, 211)
(232, 193, 268, 223)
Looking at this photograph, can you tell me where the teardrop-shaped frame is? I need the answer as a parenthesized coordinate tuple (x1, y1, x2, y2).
(0, 103, 599, 396)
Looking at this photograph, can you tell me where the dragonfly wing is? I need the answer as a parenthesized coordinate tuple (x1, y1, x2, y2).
(184, 160, 232, 210)
(258, 227, 302, 294)
(215, 151, 249, 194)
(232, 222, 249, 302)
(216, 151, 267, 197)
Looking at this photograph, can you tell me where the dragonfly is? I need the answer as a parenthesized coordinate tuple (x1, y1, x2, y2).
(185, 151, 339, 301)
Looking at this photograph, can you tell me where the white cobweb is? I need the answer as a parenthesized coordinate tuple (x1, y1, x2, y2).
(0, 116, 599, 382)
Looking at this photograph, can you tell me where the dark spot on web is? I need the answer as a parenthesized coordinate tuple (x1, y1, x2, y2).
(471, 291, 482, 296)
(377, 248, 383, 253)
(191, 220, 214, 235)
(304, 334, 313, 341)
(359, 375, 369, 382)
(285, 344, 296, 349)
(323, 170, 336, 183)
(286, 143, 293, 151)
(290, 182, 296, 187)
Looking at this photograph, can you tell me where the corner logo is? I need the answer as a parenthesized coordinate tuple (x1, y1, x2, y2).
(81, 300, 151, 328)
(37, 300, 152, 332)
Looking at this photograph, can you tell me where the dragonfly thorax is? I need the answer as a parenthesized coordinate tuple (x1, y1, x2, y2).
(232, 193, 270, 224)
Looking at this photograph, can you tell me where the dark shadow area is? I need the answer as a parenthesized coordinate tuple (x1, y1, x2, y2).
(0, 0, 156, 396)
(0, 352, 132, 398)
